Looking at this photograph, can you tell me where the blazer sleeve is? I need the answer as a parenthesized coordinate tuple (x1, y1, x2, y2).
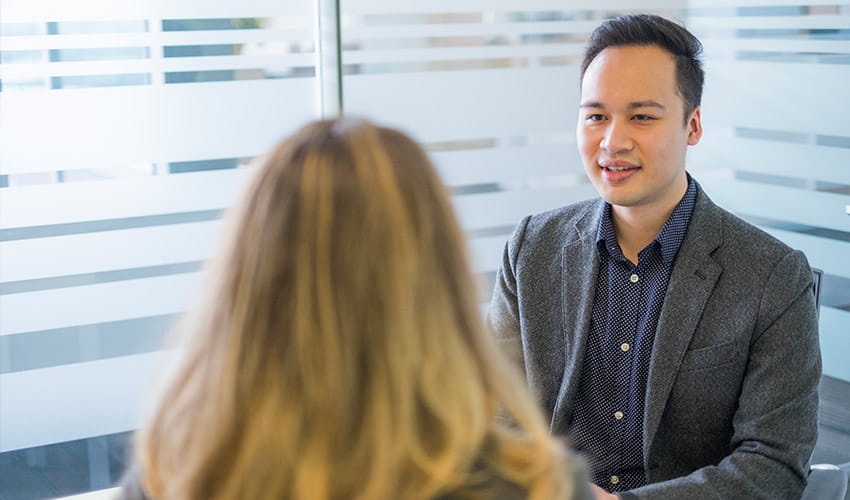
(488, 216, 532, 377)
(620, 249, 822, 500)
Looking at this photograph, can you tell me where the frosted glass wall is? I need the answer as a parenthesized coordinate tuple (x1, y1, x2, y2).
(0, 0, 319, 495)
(340, 1, 687, 294)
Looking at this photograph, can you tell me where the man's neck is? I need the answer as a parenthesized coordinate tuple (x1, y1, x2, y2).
(611, 197, 681, 266)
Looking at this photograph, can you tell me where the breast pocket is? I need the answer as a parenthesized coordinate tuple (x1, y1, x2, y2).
(680, 340, 741, 372)
(669, 340, 746, 435)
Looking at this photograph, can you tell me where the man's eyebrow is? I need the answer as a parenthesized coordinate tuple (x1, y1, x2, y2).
(628, 100, 666, 110)
(578, 100, 666, 110)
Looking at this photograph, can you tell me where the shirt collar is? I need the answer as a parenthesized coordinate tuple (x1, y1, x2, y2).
(595, 175, 697, 267)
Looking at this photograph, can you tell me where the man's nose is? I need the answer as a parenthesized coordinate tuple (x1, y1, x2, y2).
(600, 120, 633, 153)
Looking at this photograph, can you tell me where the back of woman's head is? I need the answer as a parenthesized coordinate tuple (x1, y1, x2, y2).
(137, 118, 574, 500)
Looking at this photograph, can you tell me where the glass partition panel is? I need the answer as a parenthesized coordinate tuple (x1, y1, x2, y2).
(340, 0, 687, 299)
(0, 0, 318, 497)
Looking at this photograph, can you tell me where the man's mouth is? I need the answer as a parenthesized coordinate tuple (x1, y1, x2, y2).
(603, 165, 638, 172)
(599, 160, 640, 172)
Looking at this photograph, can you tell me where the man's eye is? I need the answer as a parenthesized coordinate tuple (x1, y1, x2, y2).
(633, 114, 656, 121)
(587, 114, 605, 121)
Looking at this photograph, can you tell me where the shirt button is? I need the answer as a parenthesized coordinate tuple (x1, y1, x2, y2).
(614, 411, 624, 420)
(630, 274, 639, 283)
(620, 343, 630, 352)
(610, 475, 620, 485)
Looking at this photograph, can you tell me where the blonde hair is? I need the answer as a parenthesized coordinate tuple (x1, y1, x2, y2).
(137, 118, 575, 500)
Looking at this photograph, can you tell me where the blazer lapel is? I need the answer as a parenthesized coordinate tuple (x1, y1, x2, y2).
(644, 186, 723, 454)
(550, 201, 603, 433)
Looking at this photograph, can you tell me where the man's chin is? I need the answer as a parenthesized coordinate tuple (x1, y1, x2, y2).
(593, 186, 641, 208)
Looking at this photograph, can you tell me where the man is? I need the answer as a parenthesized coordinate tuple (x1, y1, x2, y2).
(489, 14, 821, 499)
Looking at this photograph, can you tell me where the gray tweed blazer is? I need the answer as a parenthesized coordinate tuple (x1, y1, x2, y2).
(489, 181, 821, 499)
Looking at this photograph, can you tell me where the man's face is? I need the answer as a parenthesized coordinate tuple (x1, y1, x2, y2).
(576, 44, 702, 213)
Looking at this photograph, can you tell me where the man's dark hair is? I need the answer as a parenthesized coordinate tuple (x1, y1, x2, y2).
(580, 14, 704, 122)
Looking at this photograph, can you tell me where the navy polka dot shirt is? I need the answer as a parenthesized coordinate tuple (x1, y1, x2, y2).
(569, 177, 697, 493)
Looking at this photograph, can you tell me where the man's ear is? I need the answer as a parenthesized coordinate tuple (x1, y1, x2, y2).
(687, 107, 702, 146)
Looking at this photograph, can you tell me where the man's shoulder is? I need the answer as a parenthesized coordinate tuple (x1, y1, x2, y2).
(690, 184, 796, 258)
(689, 192, 811, 289)
(712, 203, 797, 258)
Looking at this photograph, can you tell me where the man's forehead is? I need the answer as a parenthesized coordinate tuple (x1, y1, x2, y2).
(583, 45, 676, 82)
(589, 43, 676, 67)
(580, 45, 679, 102)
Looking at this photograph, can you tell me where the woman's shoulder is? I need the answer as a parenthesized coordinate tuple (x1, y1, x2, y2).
(436, 473, 526, 500)
(438, 457, 593, 500)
